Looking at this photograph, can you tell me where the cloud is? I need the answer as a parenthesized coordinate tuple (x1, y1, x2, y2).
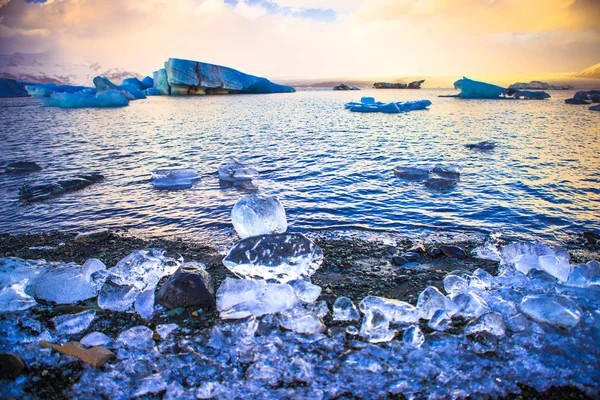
(225, 0, 336, 22)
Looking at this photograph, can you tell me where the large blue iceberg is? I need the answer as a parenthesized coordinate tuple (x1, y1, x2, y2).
(344, 97, 432, 113)
(0, 78, 29, 97)
(442, 77, 550, 100)
(37, 90, 129, 108)
(26, 83, 93, 97)
(150, 58, 296, 95)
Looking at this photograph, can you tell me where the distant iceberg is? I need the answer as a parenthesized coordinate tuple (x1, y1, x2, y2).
(345, 97, 431, 113)
(37, 90, 129, 108)
(333, 83, 360, 91)
(0, 78, 29, 98)
(442, 77, 550, 100)
(150, 58, 296, 96)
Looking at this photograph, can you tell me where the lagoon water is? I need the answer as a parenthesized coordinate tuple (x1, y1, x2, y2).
(0, 89, 598, 244)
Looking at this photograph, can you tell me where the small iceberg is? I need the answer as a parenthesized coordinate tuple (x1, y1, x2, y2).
(332, 83, 360, 91)
(345, 97, 431, 113)
(151, 168, 200, 190)
(37, 90, 130, 108)
(442, 77, 550, 100)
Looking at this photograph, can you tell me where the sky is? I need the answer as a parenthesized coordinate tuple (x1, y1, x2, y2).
(0, 0, 599, 79)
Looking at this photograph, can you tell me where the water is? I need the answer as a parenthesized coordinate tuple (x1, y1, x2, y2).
(0, 89, 598, 244)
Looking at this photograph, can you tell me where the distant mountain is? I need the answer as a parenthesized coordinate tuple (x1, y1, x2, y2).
(0, 52, 143, 86)
(574, 63, 600, 79)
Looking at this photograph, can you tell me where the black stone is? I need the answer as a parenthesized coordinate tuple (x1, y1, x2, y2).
(428, 247, 442, 257)
(439, 245, 467, 259)
(156, 263, 215, 310)
(391, 256, 410, 266)
(402, 252, 420, 262)
(0, 353, 26, 379)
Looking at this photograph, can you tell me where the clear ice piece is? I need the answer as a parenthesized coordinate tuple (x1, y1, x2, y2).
(305, 300, 329, 318)
(108, 249, 181, 289)
(288, 280, 321, 303)
(82, 258, 106, 280)
(443, 275, 468, 295)
(333, 296, 360, 321)
(520, 294, 583, 328)
(0, 283, 36, 312)
(231, 196, 288, 239)
(117, 326, 155, 349)
(452, 292, 490, 318)
(216, 278, 299, 319)
(80, 331, 112, 347)
(359, 309, 396, 343)
(218, 158, 259, 182)
(464, 312, 506, 337)
(278, 307, 325, 334)
(135, 288, 155, 320)
(0, 258, 43, 287)
(417, 287, 457, 320)
(402, 325, 425, 347)
(428, 310, 451, 331)
(359, 296, 419, 324)
(151, 168, 200, 190)
(538, 255, 571, 282)
(26, 263, 97, 304)
(156, 323, 178, 339)
(566, 261, 600, 287)
(470, 269, 495, 289)
(97, 277, 140, 312)
(471, 243, 501, 261)
(223, 233, 323, 283)
(52, 310, 95, 335)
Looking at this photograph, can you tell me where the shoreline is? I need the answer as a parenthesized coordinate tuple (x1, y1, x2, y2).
(1, 230, 599, 398)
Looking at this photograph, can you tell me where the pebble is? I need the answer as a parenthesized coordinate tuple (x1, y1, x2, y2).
(0, 353, 26, 379)
(402, 252, 420, 262)
(439, 245, 467, 259)
(391, 256, 410, 266)
(428, 248, 442, 257)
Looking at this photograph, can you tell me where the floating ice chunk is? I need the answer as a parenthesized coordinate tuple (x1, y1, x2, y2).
(288, 280, 321, 303)
(80, 332, 112, 347)
(218, 158, 258, 182)
(471, 243, 502, 261)
(151, 168, 200, 190)
(433, 164, 462, 179)
(333, 296, 360, 321)
(347, 99, 431, 113)
(27, 263, 98, 304)
(135, 288, 156, 320)
(360, 309, 396, 343)
(402, 325, 425, 347)
(97, 277, 140, 312)
(393, 165, 433, 180)
(216, 278, 299, 319)
(465, 312, 506, 337)
(450, 77, 507, 99)
(117, 326, 155, 349)
(156, 323, 178, 339)
(231, 196, 288, 239)
(538, 255, 571, 282)
(38, 90, 129, 108)
(520, 295, 583, 328)
(465, 140, 496, 151)
(428, 310, 451, 331)
(359, 296, 419, 324)
(52, 310, 95, 335)
(361, 97, 375, 104)
(443, 275, 468, 295)
(223, 233, 323, 283)
(306, 300, 329, 318)
(0, 283, 36, 312)
(565, 261, 600, 287)
(417, 287, 457, 320)
(452, 292, 490, 318)
(278, 307, 325, 334)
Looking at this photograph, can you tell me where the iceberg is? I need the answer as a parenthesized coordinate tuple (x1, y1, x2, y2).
(510, 90, 551, 100)
(446, 77, 507, 99)
(218, 158, 259, 183)
(0, 78, 28, 97)
(373, 80, 424, 89)
(332, 83, 360, 91)
(345, 97, 432, 114)
(36, 89, 129, 108)
(25, 82, 92, 97)
(231, 196, 287, 239)
(151, 168, 200, 190)
(151, 58, 295, 95)
(140, 76, 154, 90)
(223, 233, 323, 282)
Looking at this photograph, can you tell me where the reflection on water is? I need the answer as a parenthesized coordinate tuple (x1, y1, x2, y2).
(0, 89, 598, 244)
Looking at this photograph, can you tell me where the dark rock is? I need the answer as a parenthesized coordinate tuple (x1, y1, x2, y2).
(402, 252, 420, 262)
(439, 245, 467, 259)
(465, 141, 495, 151)
(156, 263, 215, 309)
(395, 275, 409, 284)
(0, 353, 26, 379)
(74, 229, 113, 244)
(5, 161, 42, 173)
(19, 172, 104, 202)
(565, 98, 590, 105)
(391, 256, 410, 266)
(427, 247, 442, 257)
(386, 246, 399, 257)
(424, 177, 457, 191)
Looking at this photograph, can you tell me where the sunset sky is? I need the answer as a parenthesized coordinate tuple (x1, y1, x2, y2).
(0, 0, 599, 79)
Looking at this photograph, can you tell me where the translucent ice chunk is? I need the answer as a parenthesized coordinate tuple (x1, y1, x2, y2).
(333, 297, 360, 321)
(451, 292, 490, 318)
(288, 280, 321, 303)
(417, 287, 457, 320)
(223, 233, 323, 283)
(443, 275, 468, 295)
(151, 168, 200, 190)
(306, 300, 329, 318)
(471, 243, 501, 261)
(565, 261, 600, 287)
(97, 277, 140, 312)
(0, 258, 43, 287)
(278, 307, 325, 334)
(470, 269, 495, 289)
(156, 323, 178, 339)
(359, 296, 419, 324)
(538, 255, 571, 282)
(117, 326, 155, 349)
(231, 196, 288, 239)
(52, 310, 95, 335)
(428, 310, 451, 331)
(0, 283, 37, 312)
(402, 325, 425, 347)
(465, 312, 506, 337)
(520, 295, 583, 328)
(218, 158, 259, 182)
(80, 331, 112, 347)
(501, 243, 561, 275)
(216, 278, 299, 319)
(506, 313, 531, 333)
(107, 249, 181, 289)
(360, 309, 396, 343)
(26, 263, 98, 304)
(135, 288, 156, 320)
(82, 258, 106, 280)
